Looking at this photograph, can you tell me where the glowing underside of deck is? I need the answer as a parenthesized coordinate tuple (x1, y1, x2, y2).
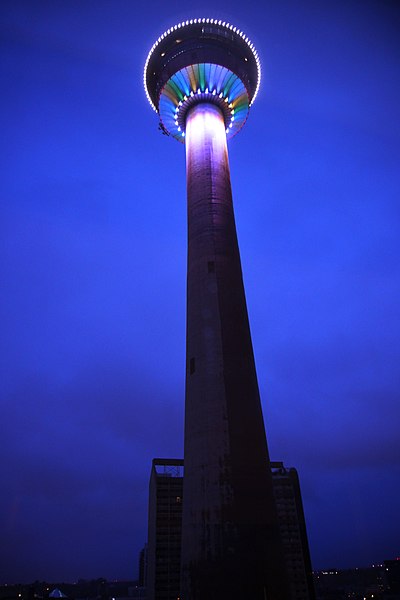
(159, 63, 249, 142)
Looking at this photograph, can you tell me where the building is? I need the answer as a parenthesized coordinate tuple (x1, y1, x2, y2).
(147, 459, 184, 600)
(271, 462, 315, 600)
(144, 19, 288, 599)
(147, 459, 314, 600)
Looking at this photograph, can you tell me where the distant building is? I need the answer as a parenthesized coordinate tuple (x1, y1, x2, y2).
(146, 459, 184, 600)
(271, 462, 315, 600)
(147, 458, 314, 600)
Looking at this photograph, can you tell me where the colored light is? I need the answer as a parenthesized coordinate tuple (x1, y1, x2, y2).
(158, 63, 250, 142)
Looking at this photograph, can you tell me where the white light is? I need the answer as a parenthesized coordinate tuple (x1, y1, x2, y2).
(205, 88, 208, 93)
(219, 92, 223, 98)
(178, 126, 181, 131)
(197, 88, 201, 94)
(212, 89, 216, 95)
(194, 18, 197, 23)
(182, 132, 185, 137)
(189, 19, 193, 24)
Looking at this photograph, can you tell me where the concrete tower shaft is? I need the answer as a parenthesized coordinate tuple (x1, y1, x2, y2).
(183, 102, 287, 599)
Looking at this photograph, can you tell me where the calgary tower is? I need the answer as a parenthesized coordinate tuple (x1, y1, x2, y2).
(144, 19, 288, 600)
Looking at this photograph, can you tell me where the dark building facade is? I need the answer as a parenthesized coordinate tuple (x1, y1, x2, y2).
(147, 459, 184, 600)
(147, 459, 314, 600)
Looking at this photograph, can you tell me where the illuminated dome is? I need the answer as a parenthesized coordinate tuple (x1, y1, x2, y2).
(144, 19, 261, 142)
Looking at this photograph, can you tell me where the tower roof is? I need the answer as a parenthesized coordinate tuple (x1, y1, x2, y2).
(144, 19, 261, 141)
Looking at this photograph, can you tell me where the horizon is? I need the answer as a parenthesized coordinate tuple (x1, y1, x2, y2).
(1, 559, 399, 587)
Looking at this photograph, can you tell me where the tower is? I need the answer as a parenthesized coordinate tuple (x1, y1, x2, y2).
(144, 19, 288, 600)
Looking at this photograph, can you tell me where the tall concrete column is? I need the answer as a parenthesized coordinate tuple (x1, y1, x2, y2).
(181, 102, 288, 600)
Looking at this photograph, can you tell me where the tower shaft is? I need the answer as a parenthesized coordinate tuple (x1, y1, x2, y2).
(181, 103, 287, 599)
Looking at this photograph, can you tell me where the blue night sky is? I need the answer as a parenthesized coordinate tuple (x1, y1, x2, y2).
(1, 0, 399, 585)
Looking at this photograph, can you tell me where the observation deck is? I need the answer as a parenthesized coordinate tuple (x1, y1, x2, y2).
(144, 19, 260, 141)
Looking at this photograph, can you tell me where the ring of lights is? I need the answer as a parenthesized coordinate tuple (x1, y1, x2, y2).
(173, 91, 234, 135)
(144, 18, 261, 143)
